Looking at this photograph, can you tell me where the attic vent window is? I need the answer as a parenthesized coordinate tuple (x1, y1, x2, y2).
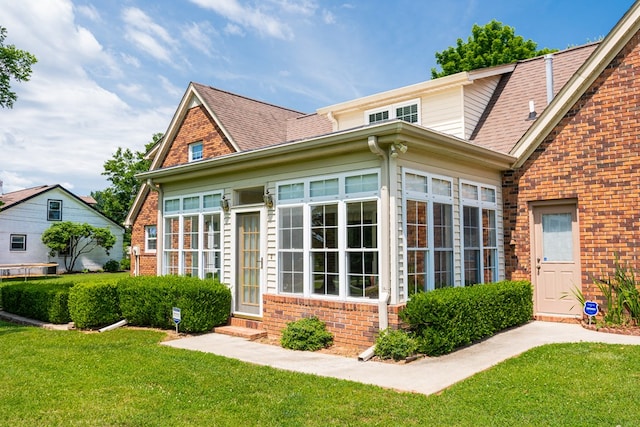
(365, 98, 420, 125)
(189, 141, 203, 162)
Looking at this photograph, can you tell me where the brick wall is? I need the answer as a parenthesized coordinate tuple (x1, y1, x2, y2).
(263, 294, 404, 348)
(161, 105, 234, 168)
(130, 190, 158, 276)
(503, 32, 640, 301)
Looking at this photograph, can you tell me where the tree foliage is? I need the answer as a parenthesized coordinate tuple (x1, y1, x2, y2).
(41, 222, 116, 272)
(0, 26, 37, 108)
(431, 20, 556, 79)
(91, 133, 162, 228)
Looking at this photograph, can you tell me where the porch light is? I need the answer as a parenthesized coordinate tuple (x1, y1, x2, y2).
(220, 195, 230, 213)
(263, 190, 274, 209)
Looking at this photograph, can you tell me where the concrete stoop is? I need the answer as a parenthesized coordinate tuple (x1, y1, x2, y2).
(213, 316, 267, 341)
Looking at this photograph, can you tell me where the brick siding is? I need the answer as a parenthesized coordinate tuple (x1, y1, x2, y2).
(130, 190, 158, 276)
(503, 31, 640, 302)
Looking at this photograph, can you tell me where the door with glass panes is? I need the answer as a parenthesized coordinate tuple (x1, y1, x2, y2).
(236, 212, 261, 315)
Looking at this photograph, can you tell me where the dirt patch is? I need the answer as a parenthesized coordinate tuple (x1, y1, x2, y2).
(581, 321, 640, 336)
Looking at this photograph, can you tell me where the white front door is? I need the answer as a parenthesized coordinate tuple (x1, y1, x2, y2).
(532, 204, 582, 316)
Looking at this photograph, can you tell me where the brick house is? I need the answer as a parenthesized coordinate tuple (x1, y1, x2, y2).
(126, 2, 640, 347)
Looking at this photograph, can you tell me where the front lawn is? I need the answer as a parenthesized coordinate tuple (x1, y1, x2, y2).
(1, 320, 639, 426)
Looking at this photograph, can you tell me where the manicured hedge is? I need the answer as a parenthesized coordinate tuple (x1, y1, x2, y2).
(401, 280, 533, 356)
(68, 281, 121, 329)
(117, 276, 231, 333)
(0, 281, 73, 324)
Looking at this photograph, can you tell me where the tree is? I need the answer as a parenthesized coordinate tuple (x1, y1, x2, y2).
(431, 20, 556, 79)
(92, 133, 162, 229)
(42, 222, 116, 272)
(0, 26, 37, 108)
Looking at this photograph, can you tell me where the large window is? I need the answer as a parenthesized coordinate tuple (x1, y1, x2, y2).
(461, 182, 498, 285)
(404, 171, 454, 293)
(162, 192, 222, 279)
(365, 99, 420, 125)
(10, 234, 26, 251)
(48, 199, 62, 221)
(277, 170, 380, 300)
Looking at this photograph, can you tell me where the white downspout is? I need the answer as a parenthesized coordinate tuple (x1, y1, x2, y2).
(147, 179, 163, 276)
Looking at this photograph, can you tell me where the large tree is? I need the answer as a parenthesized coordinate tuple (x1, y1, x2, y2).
(42, 222, 116, 272)
(0, 26, 37, 108)
(92, 133, 162, 227)
(431, 20, 555, 79)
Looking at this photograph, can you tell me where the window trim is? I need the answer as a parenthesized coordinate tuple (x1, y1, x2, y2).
(47, 199, 62, 221)
(188, 141, 203, 162)
(364, 98, 421, 125)
(144, 225, 157, 253)
(10, 234, 27, 251)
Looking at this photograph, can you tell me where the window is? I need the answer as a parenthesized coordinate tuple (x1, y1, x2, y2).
(188, 141, 203, 162)
(10, 234, 26, 251)
(48, 199, 62, 221)
(276, 170, 380, 299)
(145, 225, 157, 252)
(365, 99, 420, 125)
(403, 171, 454, 293)
(162, 192, 223, 280)
(461, 182, 498, 285)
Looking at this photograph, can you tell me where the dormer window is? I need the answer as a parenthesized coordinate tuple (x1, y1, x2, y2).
(365, 99, 420, 125)
(189, 141, 203, 162)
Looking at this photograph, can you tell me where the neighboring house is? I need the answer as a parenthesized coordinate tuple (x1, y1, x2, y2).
(126, 2, 640, 347)
(0, 185, 125, 273)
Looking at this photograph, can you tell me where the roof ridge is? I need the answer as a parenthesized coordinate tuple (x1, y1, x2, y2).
(191, 82, 306, 116)
(516, 41, 601, 65)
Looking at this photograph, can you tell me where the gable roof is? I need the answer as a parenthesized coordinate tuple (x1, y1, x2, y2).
(509, 1, 640, 166)
(0, 184, 124, 229)
(470, 43, 599, 153)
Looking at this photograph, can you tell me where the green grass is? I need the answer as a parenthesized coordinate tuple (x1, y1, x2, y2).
(1, 320, 639, 426)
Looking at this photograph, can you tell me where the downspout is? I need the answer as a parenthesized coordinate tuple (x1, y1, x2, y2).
(147, 179, 163, 276)
(327, 111, 338, 132)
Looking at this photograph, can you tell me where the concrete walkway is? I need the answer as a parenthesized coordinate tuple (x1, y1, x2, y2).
(162, 321, 640, 396)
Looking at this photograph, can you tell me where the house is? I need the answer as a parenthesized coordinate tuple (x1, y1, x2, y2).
(0, 185, 125, 274)
(126, 1, 640, 347)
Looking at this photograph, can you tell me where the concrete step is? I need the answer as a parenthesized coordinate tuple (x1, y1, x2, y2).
(214, 325, 267, 340)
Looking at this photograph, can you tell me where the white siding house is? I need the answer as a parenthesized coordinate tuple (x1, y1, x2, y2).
(0, 185, 125, 274)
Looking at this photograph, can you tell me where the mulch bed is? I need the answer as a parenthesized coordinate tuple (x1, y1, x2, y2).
(581, 321, 640, 336)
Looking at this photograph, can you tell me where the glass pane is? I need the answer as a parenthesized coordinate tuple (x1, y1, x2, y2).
(483, 209, 496, 247)
(481, 187, 496, 203)
(542, 213, 573, 262)
(164, 199, 180, 212)
(278, 183, 304, 200)
(310, 178, 339, 197)
(405, 173, 427, 193)
(345, 173, 378, 194)
(433, 203, 452, 248)
(203, 194, 221, 209)
(463, 206, 480, 247)
(462, 183, 478, 200)
(432, 178, 451, 197)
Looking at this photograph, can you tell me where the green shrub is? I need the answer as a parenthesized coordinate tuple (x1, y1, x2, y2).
(374, 328, 418, 361)
(103, 260, 121, 273)
(120, 258, 131, 271)
(401, 281, 532, 356)
(68, 281, 121, 328)
(117, 276, 231, 333)
(280, 316, 333, 351)
(1, 282, 73, 323)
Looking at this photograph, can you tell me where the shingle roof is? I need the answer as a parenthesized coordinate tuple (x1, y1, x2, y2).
(0, 185, 57, 210)
(192, 83, 328, 151)
(470, 43, 599, 153)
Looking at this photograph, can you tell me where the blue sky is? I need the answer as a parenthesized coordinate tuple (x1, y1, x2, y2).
(0, 0, 635, 197)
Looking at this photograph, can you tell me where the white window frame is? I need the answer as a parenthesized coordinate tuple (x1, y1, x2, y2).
(276, 169, 381, 301)
(364, 98, 421, 125)
(162, 192, 223, 280)
(460, 181, 499, 285)
(144, 225, 157, 253)
(188, 141, 203, 162)
(10, 234, 26, 251)
(47, 199, 62, 221)
(402, 169, 455, 294)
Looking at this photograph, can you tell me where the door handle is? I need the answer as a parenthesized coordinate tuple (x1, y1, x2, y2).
(536, 258, 541, 274)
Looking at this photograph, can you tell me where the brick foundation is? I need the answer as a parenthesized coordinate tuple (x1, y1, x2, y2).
(262, 294, 404, 348)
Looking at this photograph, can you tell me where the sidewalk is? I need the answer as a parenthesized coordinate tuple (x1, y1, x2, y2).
(162, 321, 640, 395)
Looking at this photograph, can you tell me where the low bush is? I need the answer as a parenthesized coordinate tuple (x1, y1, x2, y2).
(117, 276, 231, 333)
(1, 281, 73, 323)
(102, 260, 121, 273)
(401, 281, 532, 356)
(120, 258, 131, 271)
(374, 328, 418, 361)
(68, 281, 121, 328)
(280, 316, 333, 351)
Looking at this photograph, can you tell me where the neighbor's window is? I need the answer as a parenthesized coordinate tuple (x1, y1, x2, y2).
(188, 141, 203, 162)
(48, 199, 62, 221)
(145, 225, 157, 252)
(10, 234, 26, 251)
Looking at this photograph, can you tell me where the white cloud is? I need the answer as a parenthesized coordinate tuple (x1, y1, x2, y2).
(76, 4, 101, 22)
(322, 10, 336, 24)
(182, 22, 218, 57)
(189, 0, 294, 40)
(159, 76, 184, 99)
(122, 7, 178, 63)
(224, 23, 245, 36)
